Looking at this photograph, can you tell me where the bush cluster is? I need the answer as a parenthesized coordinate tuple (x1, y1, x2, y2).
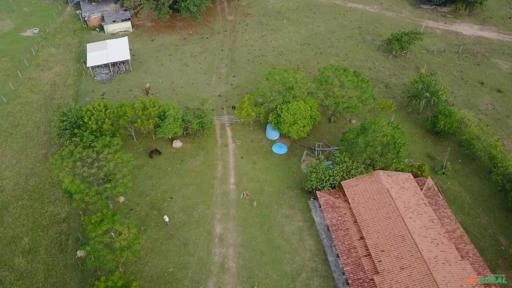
(120, 0, 211, 19)
(236, 66, 375, 139)
(53, 98, 212, 287)
(424, 0, 488, 12)
(382, 30, 424, 56)
(305, 119, 429, 193)
(405, 71, 512, 206)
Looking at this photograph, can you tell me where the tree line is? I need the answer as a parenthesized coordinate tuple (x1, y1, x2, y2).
(53, 97, 212, 287)
(120, 0, 211, 19)
(405, 70, 512, 206)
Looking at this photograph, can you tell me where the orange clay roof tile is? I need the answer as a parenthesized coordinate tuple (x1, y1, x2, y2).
(317, 171, 494, 288)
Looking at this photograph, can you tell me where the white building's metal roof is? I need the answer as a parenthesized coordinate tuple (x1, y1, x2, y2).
(86, 36, 130, 67)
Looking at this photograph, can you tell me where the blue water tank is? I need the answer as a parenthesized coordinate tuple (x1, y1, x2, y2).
(272, 143, 288, 155)
(265, 123, 280, 141)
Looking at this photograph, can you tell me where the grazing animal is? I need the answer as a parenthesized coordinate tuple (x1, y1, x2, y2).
(163, 215, 170, 225)
(149, 148, 162, 158)
(231, 105, 236, 111)
(144, 83, 151, 96)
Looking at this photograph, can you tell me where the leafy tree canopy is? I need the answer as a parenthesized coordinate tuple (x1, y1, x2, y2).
(253, 68, 313, 121)
(314, 64, 375, 121)
(269, 99, 320, 140)
(157, 103, 183, 139)
(429, 104, 460, 136)
(52, 137, 133, 207)
(83, 210, 141, 272)
(339, 119, 407, 170)
(235, 94, 260, 123)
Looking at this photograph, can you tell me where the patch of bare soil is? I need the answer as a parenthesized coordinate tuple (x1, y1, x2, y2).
(492, 59, 512, 72)
(208, 1, 240, 285)
(0, 18, 13, 34)
(329, 0, 512, 41)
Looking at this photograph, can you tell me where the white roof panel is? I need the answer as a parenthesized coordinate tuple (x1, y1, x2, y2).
(86, 36, 131, 67)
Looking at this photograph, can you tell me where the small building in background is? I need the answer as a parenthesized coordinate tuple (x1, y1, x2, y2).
(69, 0, 133, 35)
(103, 10, 133, 34)
(86, 36, 132, 81)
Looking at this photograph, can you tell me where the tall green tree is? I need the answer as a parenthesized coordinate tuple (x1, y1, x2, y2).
(339, 119, 407, 170)
(118, 103, 138, 142)
(304, 153, 369, 193)
(52, 137, 133, 207)
(235, 94, 260, 124)
(314, 65, 375, 122)
(156, 103, 183, 139)
(133, 98, 162, 140)
(56, 105, 85, 144)
(83, 210, 141, 272)
(269, 99, 320, 140)
(253, 68, 313, 121)
(81, 100, 121, 139)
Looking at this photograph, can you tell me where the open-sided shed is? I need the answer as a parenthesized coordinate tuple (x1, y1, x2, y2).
(86, 36, 132, 80)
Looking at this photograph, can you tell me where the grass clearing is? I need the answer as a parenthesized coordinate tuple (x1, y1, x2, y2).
(0, 2, 86, 287)
(2, 0, 512, 286)
(76, 0, 512, 285)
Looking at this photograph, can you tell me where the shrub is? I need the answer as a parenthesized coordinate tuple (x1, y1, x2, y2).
(382, 30, 423, 56)
(56, 106, 85, 144)
(428, 104, 460, 136)
(180, 0, 211, 18)
(269, 99, 320, 140)
(235, 94, 260, 123)
(406, 71, 448, 114)
(83, 210, 141, 272)
(156, 103, 183, 139)
(401, 161, 430, 177)
(304, 153, 368, 193)
(95, 272, 139, 288)
(182, 106, 213, 136)
(457, 113, 512, 196)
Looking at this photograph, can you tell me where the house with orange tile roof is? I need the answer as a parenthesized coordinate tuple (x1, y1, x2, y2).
(310, 170, 497, 288)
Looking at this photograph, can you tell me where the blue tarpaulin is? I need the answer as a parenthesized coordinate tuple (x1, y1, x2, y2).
(272, 143, 288, 155)
(266, 123, 280, 141)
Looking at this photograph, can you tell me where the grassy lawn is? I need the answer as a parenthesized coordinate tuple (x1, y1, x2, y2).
(0, 2, 86, 287)
(2, 0, 512, 287)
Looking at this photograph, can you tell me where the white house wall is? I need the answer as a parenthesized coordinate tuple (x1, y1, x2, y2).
(104, 22, 133, 35)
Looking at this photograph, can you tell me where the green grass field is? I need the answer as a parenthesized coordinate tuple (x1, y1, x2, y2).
(1, 0, 512, 287)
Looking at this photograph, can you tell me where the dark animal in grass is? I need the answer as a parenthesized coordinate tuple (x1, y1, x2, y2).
(149, 148, 162, 158)
(231, 105, 236, 110)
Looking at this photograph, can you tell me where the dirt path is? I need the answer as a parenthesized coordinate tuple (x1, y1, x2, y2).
(329, 0, 512, 41)
(208, 0, 239, 287)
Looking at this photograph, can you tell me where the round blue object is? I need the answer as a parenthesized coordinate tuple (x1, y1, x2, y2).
(265, 123, 280, 141)
(272, 143, 288, 155)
